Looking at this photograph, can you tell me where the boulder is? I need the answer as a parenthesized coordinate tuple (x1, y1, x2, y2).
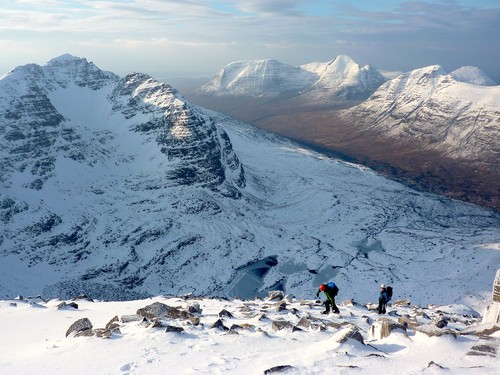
(368, 318, 407, 340)
(264, 365, 294, 374)
(271, 320, 293, 332)
(66, 318, 93, 337)
(210, 319, 229, 331)
(57, 301, 78, 310)
(137, 302, 192, 320)
(398, 316, 420, 330)
(461, 323, 500, 336)
(120, 314, 145, 323)
(93, 328, 112, 338)
(188, 302, 202, 314)
(266, 291, 285, 301)
(466, 343, 497, 357)
(106, 315, 119, 330)
(392, 299, 411, 307)
(218, 309, 234, 318)
(165, 325, 184, 333)
(296, 317, 311, 329)
(335, 325, 365, 345)
(414, 324, 457, 338)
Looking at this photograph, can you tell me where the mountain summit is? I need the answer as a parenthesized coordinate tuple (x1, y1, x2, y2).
(199, 55, 386, 105)
(1, 56, 499, 303)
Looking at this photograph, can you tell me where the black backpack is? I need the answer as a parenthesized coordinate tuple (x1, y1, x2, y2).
(386, 286, 393, 301)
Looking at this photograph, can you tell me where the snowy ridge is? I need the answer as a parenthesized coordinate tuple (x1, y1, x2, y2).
(0, 56, 499, 309)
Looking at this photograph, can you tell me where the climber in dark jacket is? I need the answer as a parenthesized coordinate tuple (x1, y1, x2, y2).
(378, 284, 389, 314)
(316, 282, 340, 314)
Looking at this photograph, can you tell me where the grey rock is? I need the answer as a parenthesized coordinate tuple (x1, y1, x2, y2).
(335, 325, 365, 345)
(369, 317, 407, 340)
(218, 309, 234, 318)
(210, 319, 229, 331)
(120, 314, 145, 323)
(137, 302, 192, 320)
(165, 325, 184, 333)
(66, 317, 93, 337)
(271, 320, 293, 332)
(264, 365, 294, 374)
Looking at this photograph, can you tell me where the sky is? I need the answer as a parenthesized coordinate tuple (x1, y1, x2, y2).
(1, 0, 500, 81)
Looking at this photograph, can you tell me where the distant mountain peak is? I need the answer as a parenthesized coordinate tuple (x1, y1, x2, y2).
(47, 53, 85, 64)
(451, 66, 497, 86)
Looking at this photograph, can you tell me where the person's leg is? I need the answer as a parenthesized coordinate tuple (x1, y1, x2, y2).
(378, 300, 383, 314)
(323, 300, 331, 314)
(331, 298, 340, 313)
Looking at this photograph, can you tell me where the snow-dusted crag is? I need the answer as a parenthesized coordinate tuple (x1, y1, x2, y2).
(338, 65, 500, 164)
(0, 56, 499, 305)
(199, 55, 386, 105)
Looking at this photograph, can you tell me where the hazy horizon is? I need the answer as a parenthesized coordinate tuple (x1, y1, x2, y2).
(1, 1, 500, 82)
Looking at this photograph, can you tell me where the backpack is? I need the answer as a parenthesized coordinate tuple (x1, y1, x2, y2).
(327, 282, 339, 296)
(386, 286, 393, 301)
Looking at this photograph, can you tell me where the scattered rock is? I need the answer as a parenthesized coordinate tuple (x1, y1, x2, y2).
(188, 302, 202, 314)
(275, 301, 287, 312)
(266, 291, 285, 301)
(137, 302, 192, 320)
(467, 344, 496, 357)
(369, 317, 407, 340)
(296, 317, 311, 329)
(106, 315, 119, 330)
(292, 325, 304, 333)
(210, 319, 229, 331)
(427, 361, 446, 369)
(271, 320, 293, 332)
(414, 324, 457, 338)
(93, 328, 112, 338)
(433, 318, 448, 328)
(66, 318, 93, 338)
(462, 323, 500, 336)
(398, 316, 420, 330)
(335, 325, 365, 345)
(165, 325, 184, 333)
(9, 303, 17, 307)
(392, 299, 411, 307)
(218, 309, 234, 318)
(264, 365, 293, 374)
(57, 301, 78, 310)
(120, 314, 145, 323)
(187, 316, 200, 326)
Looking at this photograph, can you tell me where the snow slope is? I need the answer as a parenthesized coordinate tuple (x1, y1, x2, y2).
(0, 56, 499, 309)
(338, 65, 500, 163)
(0, 295, 498, 374)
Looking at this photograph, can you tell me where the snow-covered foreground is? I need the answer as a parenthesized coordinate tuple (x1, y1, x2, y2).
(1, 294, 498, 374)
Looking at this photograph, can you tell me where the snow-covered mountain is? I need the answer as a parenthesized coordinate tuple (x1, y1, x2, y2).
(338, 65, 500, 164)
(199, 59, 317, 97)
(1, 55, 499, 307)
(198, 55, 386, 105)
(300, 55, 387, 104)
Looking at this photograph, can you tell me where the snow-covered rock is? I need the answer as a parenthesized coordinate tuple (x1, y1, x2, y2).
(2, 296, 498, 374)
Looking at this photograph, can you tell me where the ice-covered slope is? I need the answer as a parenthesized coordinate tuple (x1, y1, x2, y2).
(338, 65, 500, 163)
(1, 56, 499, 306)
(199, 55, 386, 104)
